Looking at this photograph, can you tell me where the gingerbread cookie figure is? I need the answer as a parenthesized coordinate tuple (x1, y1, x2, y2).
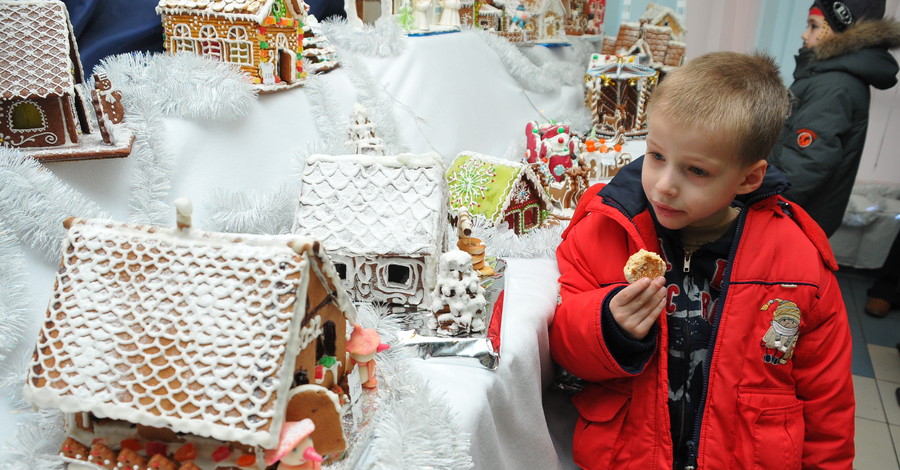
(346, 325, 389, 389)
(760, 299, 801, 365)
(265, 419, 324, 470)
(438, 0, 461, 26)
(413, 0, 432, 31)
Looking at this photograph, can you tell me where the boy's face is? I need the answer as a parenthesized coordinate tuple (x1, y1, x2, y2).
(802, 13, 832, 48)
(642, 111, 767, 230)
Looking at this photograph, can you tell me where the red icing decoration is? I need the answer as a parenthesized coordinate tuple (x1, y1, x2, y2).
(145, 441, 167, 457)
(120, 438, 141, 451)
(212, 445, 231, 462)
(174, 443, 197, 462)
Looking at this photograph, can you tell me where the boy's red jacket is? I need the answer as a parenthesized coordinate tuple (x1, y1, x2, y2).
(550, 162, 854, 469)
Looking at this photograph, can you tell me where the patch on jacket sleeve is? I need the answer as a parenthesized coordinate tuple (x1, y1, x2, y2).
(760, 298, 801, 365)
(796, 129, 817, 148)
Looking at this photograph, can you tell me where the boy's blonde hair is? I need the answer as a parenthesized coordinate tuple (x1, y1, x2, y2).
(647, 52, 789, 166)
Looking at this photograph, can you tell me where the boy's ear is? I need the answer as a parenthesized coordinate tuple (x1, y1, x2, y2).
(736, 160, 768, 195)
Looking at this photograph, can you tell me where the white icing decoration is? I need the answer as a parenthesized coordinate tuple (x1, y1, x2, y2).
(23, 218, 352, 448)
(298, 315, 322, 350)
(429, 250, 487, 336)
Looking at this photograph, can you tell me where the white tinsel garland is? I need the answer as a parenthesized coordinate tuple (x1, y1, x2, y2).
(96, 52, 257, 225)
(339, 53, 406, 155)
(0, 148, 109, 263)
(205, 183, 299, 235)
(447, 217, 565, 260)
(0, 229, 29, 365)
(302, 71, 351, 146)
(315, 16, 407, 58)
(519, 44, 584, 87)
(348, 304, 475, 470)
(472, 28, 563, 94)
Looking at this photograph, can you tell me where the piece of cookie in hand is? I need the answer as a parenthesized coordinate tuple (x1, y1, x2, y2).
(624, 249, 666, 283)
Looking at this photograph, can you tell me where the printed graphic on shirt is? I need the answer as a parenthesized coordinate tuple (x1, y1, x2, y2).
(760, 298, 801, 365)
(797, 129, 817, 148)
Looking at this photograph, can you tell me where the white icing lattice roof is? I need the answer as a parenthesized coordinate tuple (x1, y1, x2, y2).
(0, 0, 79, 100)
(24, 218, 346, 447)
(293, 153, 448, 257)
(156, 0, 302, 24)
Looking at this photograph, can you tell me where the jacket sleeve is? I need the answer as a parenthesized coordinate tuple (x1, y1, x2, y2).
(549, 213, 656, 382)
(792, 270, 855, 469)
(773, 78, 855, 206)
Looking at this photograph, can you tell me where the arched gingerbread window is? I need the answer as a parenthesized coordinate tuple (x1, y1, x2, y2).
(9, 101, 46, 131)
(171, 24, 195, 53)
(198, 25, 222, 60)
(227, 26, 253, 65)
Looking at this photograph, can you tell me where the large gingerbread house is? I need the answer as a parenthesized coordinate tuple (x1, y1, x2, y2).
(156, 0, 308, 90)
(24, 217, 356, 469)
(293, 153, 448, 307)
(0, 0, 133, 161)
(447, 152, 551, 235)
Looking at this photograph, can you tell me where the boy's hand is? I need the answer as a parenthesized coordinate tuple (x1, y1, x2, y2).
(609, 277, 666, 340)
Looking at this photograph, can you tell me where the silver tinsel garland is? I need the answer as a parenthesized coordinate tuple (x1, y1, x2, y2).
(473, 28, 563, 94)
(315, 17, 407, 58)
(205, 183, 299, 235)
(96, 52, 257, 225)
(0, 148, 109, 262)
(339, 53, 406, 155)
(0, 229, 28, 365)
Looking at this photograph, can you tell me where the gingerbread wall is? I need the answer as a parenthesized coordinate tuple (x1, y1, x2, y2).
(0, 95, 77, 148)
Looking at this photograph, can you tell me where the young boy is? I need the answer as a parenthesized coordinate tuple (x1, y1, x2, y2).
(769, 1, 899, 237)
(550, 52, 854, 469)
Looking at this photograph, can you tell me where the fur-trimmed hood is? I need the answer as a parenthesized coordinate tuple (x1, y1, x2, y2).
(797, 17, 900, 90)
(814, 18, 900, 60)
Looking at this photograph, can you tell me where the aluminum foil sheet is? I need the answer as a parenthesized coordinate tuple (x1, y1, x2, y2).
(393, 259, 507, 371)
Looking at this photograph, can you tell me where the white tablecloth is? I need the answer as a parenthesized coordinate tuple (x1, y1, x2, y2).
(0, 29, 587, 468)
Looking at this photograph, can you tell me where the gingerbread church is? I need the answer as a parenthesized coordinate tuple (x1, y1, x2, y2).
(24, 215, 356, 469)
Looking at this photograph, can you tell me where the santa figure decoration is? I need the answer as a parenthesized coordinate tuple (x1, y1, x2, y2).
(265, 419, 324, 470)
(346, 326, 390, 389)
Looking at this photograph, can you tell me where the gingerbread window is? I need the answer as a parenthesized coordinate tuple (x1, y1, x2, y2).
(198, 25, 222, 61)
(386, 264, 411, 286)
(9, 101, 47, 132)
(227, 27, 253, 66)
(171, 24, 195, 54)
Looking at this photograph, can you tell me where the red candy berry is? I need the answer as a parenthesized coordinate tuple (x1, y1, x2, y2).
(212, 445, 231, 462)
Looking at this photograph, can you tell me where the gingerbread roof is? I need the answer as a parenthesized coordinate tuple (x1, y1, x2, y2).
(24, 218, 354, 448)
(587, 55, 657, 79)
(446, 152, 551, 225)
(293, 153, 447, 258)
(0, 0, 81, 100)
(156, 0, 304, 24)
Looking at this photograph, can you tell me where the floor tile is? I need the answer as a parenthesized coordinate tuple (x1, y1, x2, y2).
(890, 425, 900, 469)
(870, 344, 900, 383)
(855, 375, 886, 422)
(878, 379, 900, 426)
(854, 417, 898, 469)
(858, 312, 900, 348)
(850, 308, 876, 378)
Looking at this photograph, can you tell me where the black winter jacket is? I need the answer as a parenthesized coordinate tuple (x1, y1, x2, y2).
(769, 19, 900, 237)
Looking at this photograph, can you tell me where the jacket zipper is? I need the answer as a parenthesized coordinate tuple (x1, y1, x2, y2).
(683, 207, 749, 470)
(682, 194, 783, 469)
(683, 250, 693, 273)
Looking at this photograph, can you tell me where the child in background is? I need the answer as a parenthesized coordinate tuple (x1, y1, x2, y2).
(769, 0, 900, 237)
(550, 52, 854, 469)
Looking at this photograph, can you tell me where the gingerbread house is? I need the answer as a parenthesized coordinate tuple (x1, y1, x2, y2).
(639, 2, 685, 41)
(0, 0, 133, 162)
(585, 53, 658, 136)
(600, 5, 685, 70)
(447, 152, 551, 235)
(156, 0, 308, 91)
(293, 152, 448, 307)
(24, 217, 357, 468)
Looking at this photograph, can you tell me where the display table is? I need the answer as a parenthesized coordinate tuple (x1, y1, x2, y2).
(0, 29, 587, 468)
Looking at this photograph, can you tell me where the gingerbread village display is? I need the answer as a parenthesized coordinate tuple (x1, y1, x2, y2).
(23, 204, 359, 469)
(156, 0, 338, 92)
(0, 0, 133, 162)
